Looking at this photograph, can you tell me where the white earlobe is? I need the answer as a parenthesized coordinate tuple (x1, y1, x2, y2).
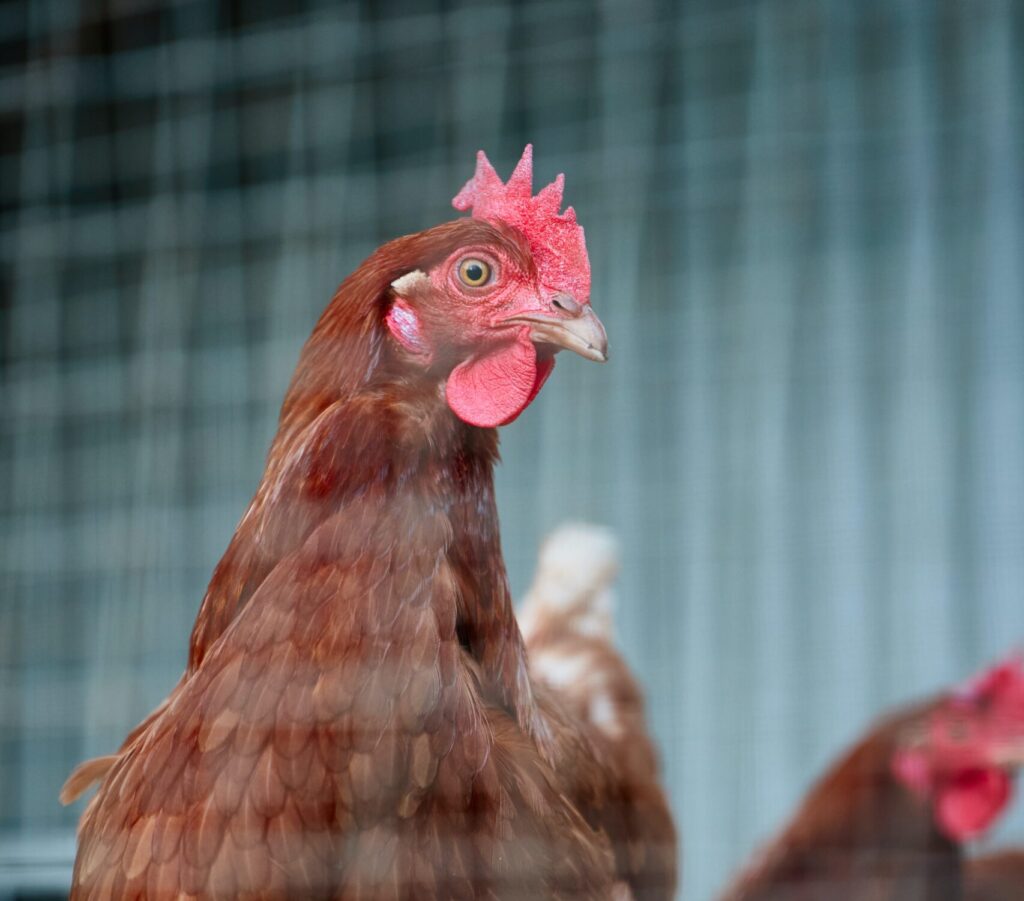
(388, 271, 433, 360)
(391, 269, 430, 294)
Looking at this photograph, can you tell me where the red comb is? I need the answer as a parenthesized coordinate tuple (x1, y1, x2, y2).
(453, 145, 591, 303)
(954, 652, 1024, 706)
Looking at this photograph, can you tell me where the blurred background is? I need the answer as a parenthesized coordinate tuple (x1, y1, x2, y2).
(2, 0, 1023, 897)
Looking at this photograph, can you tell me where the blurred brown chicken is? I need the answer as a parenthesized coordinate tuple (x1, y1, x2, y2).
(61, 146, 675, 900)
(965, 850, 1024, 900)
(718, 656, 1024, 901)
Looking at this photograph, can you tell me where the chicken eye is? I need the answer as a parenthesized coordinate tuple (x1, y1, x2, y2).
(457, 258, 492, 288)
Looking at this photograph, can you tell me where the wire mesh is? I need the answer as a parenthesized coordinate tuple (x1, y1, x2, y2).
(2, 0, 1023, 897)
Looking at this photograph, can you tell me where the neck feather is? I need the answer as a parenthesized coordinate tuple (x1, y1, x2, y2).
(189, 235, 538, 737)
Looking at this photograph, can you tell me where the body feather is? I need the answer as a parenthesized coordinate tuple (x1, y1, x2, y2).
(965, 851, 1024, 901)
(521, 524, 678, 899)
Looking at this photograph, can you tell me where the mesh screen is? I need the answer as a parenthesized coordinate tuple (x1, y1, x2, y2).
(2, 1, 1023, 897)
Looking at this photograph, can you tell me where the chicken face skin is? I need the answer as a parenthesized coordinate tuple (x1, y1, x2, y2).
(386, 219, 607, 429)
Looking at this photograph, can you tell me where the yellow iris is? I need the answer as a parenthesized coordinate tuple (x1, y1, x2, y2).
(457, 258, 491, 287)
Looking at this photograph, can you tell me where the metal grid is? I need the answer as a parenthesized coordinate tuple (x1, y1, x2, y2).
(2, 1, 1024, 897)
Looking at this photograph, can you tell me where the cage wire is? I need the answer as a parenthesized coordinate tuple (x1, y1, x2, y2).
(2, 0, 1024, 897)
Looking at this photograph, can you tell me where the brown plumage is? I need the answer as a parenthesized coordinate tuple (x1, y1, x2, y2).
(63, 152, 675, 900)
(717, 658, 1024, 901)
(518, 524, 678, 899)
(718, 701, 962, 901)
(965, 851, 1024, 901)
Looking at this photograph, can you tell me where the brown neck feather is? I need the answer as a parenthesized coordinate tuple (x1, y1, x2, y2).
(187, 219, 538, 738)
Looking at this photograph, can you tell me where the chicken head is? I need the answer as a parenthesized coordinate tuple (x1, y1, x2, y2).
(386, 145, 607, 428)
(892, 654, 1024, 842)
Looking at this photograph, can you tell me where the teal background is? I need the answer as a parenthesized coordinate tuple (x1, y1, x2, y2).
(2, 1, 1023, 896)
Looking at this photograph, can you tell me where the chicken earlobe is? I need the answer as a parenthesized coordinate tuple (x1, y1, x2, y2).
(386, 271, 433, 359)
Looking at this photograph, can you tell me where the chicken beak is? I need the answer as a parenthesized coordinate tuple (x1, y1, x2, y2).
(506, 304, 609, 363)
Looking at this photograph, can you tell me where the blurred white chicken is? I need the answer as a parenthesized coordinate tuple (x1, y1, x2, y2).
(519, 524, 678, 899)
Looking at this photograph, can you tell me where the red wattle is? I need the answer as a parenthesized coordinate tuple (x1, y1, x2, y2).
(934, 767, 1012, 842)
(445, 332, 555, 428)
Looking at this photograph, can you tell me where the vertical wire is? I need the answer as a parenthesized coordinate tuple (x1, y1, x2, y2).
(886, 0, 955, 695)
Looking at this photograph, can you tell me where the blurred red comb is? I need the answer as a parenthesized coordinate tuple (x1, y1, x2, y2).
(955, 651, 1024, 705)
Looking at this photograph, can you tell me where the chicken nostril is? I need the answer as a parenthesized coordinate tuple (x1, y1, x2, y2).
(550, 293, 582, 316)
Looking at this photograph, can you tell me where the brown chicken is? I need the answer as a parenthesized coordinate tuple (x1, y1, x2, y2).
(518, 523, 678, 899)
(718, 656, 1024, 901)
(965, 850, 1024, 901)
(61, 146, 676, 899)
